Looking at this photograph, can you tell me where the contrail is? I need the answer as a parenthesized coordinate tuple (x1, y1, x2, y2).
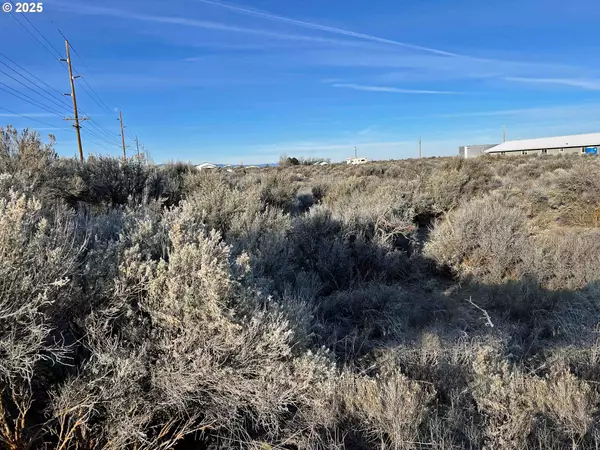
(333, 83, 461, 95)
(52, 2, 372, 46)
(194, 0, 460, 57)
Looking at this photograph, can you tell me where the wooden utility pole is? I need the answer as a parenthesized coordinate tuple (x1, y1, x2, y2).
(354, 146, 357, 158)
(419, 136, 422, 159)
(503, 125, 507, 143)
(135, 135, 139, 159)
(61, 40, 86, 162)
(119, 111, 127, 161)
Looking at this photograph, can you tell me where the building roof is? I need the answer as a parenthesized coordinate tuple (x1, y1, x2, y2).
(462, 144, 498, 149)
(485, 132, 600, 153)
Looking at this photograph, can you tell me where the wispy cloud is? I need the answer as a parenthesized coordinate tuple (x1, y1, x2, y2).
(302, 50, 584, 83)
(358, 125, 377, 136)
(0, 112, 55, 117)
(505, 76, 600, 91)
(193, 0, 459, 57)
(54, 2, 370, 47)
(432, 107, 565, 119)
(333, 83, 460, 95)
(54, 0, 587, 91)
(393, 103, 600, 121)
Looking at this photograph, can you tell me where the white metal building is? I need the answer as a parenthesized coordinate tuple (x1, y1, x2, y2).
(484, 132, 600, 156)
(459, 144, 498, 158)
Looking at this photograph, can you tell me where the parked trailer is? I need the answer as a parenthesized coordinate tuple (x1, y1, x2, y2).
(346, 157, 368, 165)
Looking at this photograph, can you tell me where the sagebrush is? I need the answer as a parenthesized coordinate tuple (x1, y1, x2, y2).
(2, 126, 600, 449)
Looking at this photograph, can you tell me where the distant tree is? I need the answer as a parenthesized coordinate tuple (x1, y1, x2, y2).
(299, 157, 330, 166)
(279, 155, 300, 167)
(280, 155, 332, 166)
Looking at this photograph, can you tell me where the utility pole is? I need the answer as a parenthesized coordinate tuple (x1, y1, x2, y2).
(61, 40, 86, 162)
(119, 111, 127, 161)
(503, 125, 507, 143)
(419, 136, 422, 159)
(135, 135, 139, 159)
(354, 146, 357, 158)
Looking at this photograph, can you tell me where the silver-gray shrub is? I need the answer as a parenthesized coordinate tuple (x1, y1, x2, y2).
(47, 200, 339, 449)
(0, 190, 82, 448)
(425, 193, 530, 284)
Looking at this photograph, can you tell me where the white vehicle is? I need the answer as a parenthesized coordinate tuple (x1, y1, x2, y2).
(346, 157, 368, 165)
(196, 162, 217, 170)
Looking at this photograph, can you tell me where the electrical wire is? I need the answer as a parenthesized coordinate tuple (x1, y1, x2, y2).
(59, 30, 117, 118)
(0, 66, 71, 114)
(86, 119, 121, 145)
(0, 106, 71, 131)
(55, 32, 122, 142)
(56, 29, 138, 152)
(7, 17, 141, 155)
(0, 82, 66, 117)
(80, 128, 120, 152)
(75, 77, 117, 119)
(81, 124, 121, 148)
(80, 132, 113, 152)
(74, 104, 122, 145)
(0, 52, 72, 108)
(9, 13, 65, 70)
(22, 14, 63, 59)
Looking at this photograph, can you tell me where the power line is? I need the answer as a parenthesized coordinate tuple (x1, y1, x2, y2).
(59, 30, 140, 155)
(73, 102, 120, 142)
(74, 68, 115, 118)
(8, 18, 140, 158)
(0, 106, 70, 131)
(82, 78, 115, 117)
(55, 28, 116, 119)
(55, 31, 122, 149)
(0, 52, 72, 109)
(119, 110, 127, 160)
(0, 65, 71, 114)
(56, 26, 68, 42)
(62, 39, 85, 161)
(0, 82, 66, 117)
(63, 34, 116, 118)
(9, 13, 65, 70)
(80, 124, 122, 151)
(21, 14, 63, 59)
(80, 129, 116, 152)
(86, 119, 121, 145)
(72, 100, 121, 144)
(82, 119, 121, 146)
(80, 126, 120, 148)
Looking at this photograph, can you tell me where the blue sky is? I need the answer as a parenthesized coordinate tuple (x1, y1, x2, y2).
(2, 0, 600, 164)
